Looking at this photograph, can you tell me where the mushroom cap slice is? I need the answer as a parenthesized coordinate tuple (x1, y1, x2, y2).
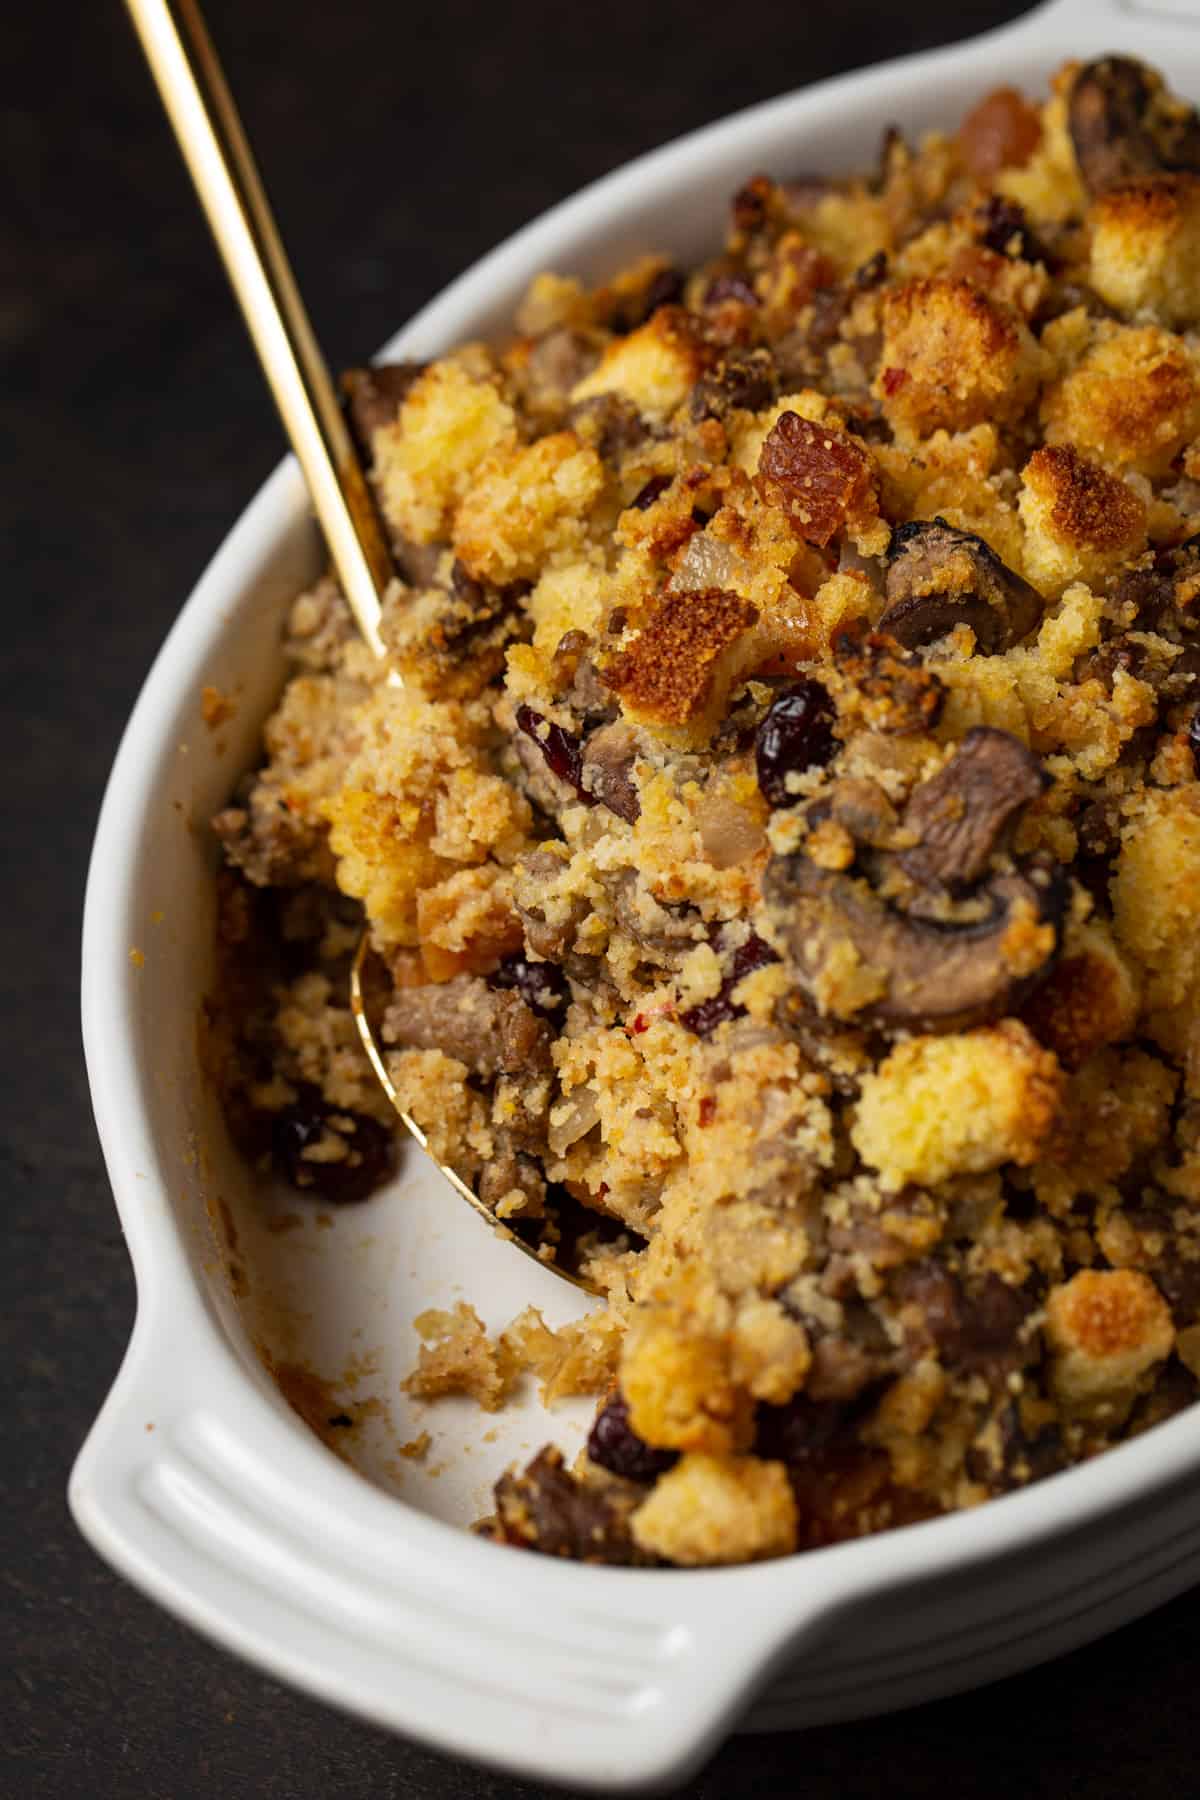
(899, 727, 1049, 892)
(1068, 55, 1200, 195)
(764, 853, 1067, 1035)
(878, 518, 1043, 655)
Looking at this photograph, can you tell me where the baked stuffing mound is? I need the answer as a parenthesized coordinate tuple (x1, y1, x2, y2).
(211, 56, 1200, 1565)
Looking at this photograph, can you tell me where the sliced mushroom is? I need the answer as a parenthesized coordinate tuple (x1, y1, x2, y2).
(764, 854, 1066, 1034)
(899, 727, 1048, 891)
(1068, 56, 1200, 195)
(581, 722, 642, 822)
(879, 519, 1043, 655)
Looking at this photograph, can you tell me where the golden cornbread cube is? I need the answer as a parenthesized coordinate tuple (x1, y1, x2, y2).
(324, 788, 451, 946)
(603, 587, 762, 746)
(621, 1310, 753, 1455)
(729, 1297, 812, 1405)
(452, 431, 606, 585)
(384, 1047, 496, 1183)
(874, 277, 1044, 439)
(415, 865, 523, 980)
(1044, 1269, 1174, 1423)
(569, 305, 708, 422)
(1018, 444, 1147, 594)
(630, 1453, 797, 1565)
(373, 356, 517, 546)
(1088, 174, 1200, 328)
(1040, 324, 1200, 477)
(852, 1022, 1065, 1190)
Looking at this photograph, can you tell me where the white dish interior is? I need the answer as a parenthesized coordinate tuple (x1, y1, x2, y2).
(75, 0, 1200, 1789)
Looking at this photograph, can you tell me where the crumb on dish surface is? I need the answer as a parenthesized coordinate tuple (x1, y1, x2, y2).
(209, 55, 1200, 1567)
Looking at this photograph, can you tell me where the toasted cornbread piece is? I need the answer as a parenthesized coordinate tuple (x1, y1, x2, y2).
(374, 357, 517, 545)
(1041, 324, 1200, 476)
(1089, 174, 1200, 328)
(603, 587, 762, 744)
(324, 787, 453, 946)
(1044, 1269, 1174, 1423)
(852, 1023, 1065, 1190)
(1018, 444, 1147, 594)
(453, 432, 606, 585)
(631, 1453, 797, 1564)
(323, 689, 532, 947)
(384, 1047, 496, 1173)
(569, 305, 709, 421)
(728, 1297, 812, 1404)
(621, 1306, 752, 1455)
(414, 865, 523, 980)
(875, 277, 1044, 439)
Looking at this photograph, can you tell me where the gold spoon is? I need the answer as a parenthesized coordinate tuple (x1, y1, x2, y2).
(126, 0, 595, 1292)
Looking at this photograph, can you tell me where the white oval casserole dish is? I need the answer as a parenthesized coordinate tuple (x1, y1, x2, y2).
(74, 0, 1200, 1789)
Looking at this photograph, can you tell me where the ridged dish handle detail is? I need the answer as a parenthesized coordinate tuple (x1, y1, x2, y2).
(69, 1310, 840, 1793)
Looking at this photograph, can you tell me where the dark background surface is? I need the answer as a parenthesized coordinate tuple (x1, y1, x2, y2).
(7, 1, 1200, 1795)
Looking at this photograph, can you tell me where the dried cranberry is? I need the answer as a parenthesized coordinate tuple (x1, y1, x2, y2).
(1189, 705, 1200, 776)
(489, 951, 569, 1019)
(271, 1084, 393, 1204)
(516, 705, 593, 803)
(678, 933, 780, 1037)
(587, 1392, 677, 1481)
(755, 1388, 877, 1466)
(754, 678, 837, 808)
(612, 267, 684, 332)
(854, 250, 888, 289)
(975, 195, 1051, 267)
(630, 474, 671, 511)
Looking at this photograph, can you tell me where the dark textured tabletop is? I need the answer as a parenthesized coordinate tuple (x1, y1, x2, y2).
(9, 1, 1200, 1794)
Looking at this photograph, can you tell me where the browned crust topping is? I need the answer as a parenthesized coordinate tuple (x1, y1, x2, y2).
(1022, 443, 1146, 548)
(602, 588, 759, 725)
(1091, 169, 1200, 231)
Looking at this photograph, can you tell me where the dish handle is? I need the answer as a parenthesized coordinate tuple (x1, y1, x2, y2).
(69, 1301, 849, 1793)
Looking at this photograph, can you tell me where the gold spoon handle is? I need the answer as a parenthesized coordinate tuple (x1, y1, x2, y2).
(124, 0, 393, 658)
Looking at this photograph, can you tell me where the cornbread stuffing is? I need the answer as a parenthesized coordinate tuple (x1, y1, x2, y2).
(211, 57, 1200, 1567)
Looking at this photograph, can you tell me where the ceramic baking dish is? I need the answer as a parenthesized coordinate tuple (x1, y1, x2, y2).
(73, 0, 1200, 1788)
